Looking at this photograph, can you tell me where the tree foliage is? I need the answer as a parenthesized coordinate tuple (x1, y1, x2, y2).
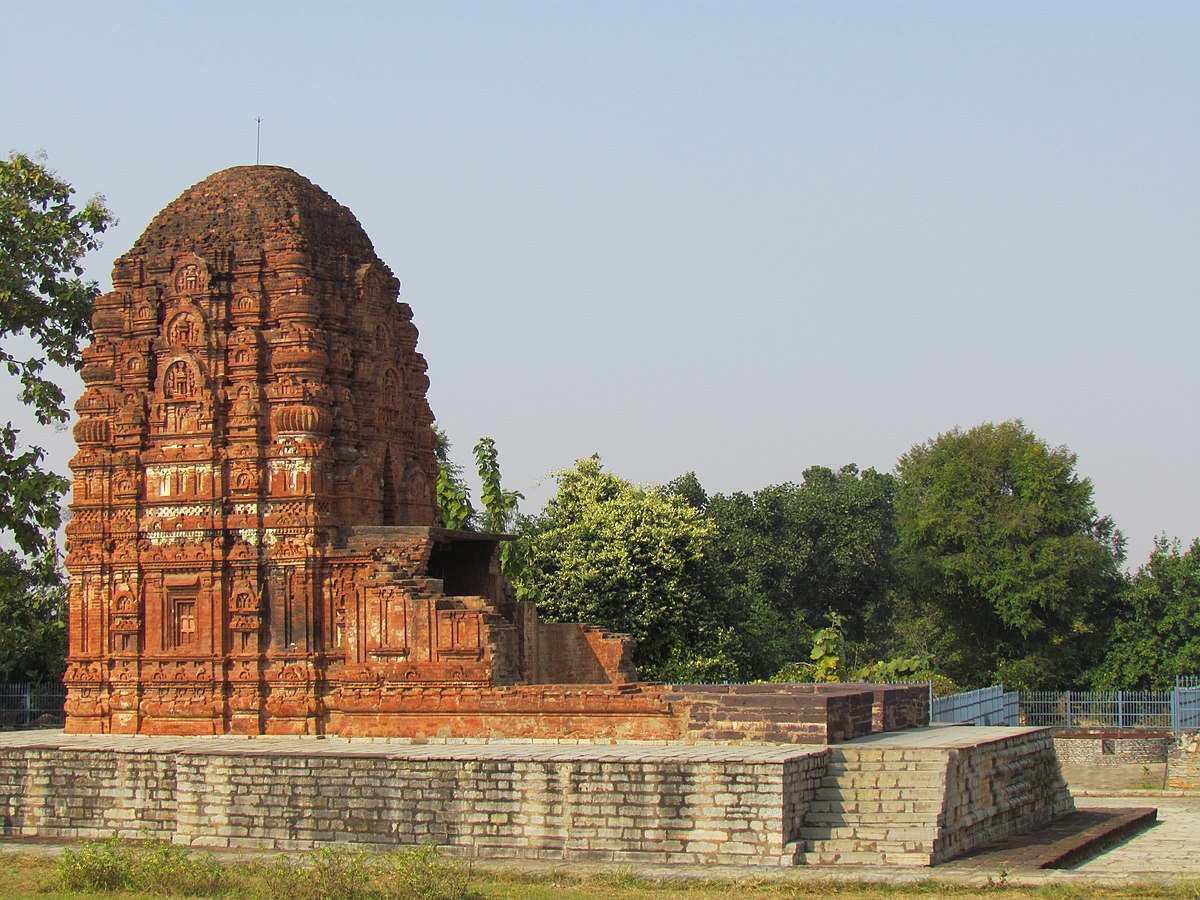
(515, 457, 738, 681)
(0, 152, 111, 680)
(1098, 537, 1200, 690)
(893, 420, 1125, 690)
(433, 426, 473, 530)
(703, 465, 898, 680)
(0, 548, 67, 681)
(1, 152, 112, 426)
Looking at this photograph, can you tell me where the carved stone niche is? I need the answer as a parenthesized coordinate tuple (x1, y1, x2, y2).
(112, 467, 139, 499)
(227, 383, 261, 428)
(109, 590, 141, 655)
(227, 458, 261, 495)
(228, 585, 263, 655)
(162, 575, 203, 655)
(228, 326, 260, 373)
(119, 349, 151, 387)
(165, 305, 207, 349)
(131, 300, 160, 337)
(171, 254, 211, 298)
(230, 293, 263, 324)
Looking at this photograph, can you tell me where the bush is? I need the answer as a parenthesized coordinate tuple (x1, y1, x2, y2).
(262, 847, 375, 900)
(376, 844, 477, 900)
(258, 844, 476, 900)
(58, 835, 224, 895)
(56, 837, 476, 899)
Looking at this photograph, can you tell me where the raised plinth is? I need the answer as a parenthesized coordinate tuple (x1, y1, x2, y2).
(0, 725, 1073, 867)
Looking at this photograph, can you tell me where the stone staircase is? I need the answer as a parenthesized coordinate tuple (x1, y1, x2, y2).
(797, 745, 949, 865)
(796, 729, 1075, 867)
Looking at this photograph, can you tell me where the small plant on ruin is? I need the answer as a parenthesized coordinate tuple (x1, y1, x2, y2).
(808, 613, 846, 682)
(1138, 765, 1165, 791)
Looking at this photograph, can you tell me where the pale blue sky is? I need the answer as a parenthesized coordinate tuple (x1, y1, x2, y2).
(4, 0, 1198, 567)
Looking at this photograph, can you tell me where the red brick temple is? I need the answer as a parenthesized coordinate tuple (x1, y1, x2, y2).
(63, 166, 926, 740)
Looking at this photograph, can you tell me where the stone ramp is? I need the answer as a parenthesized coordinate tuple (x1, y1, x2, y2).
(798, 726, 1076, 866)
(948, 806, 1158, 871)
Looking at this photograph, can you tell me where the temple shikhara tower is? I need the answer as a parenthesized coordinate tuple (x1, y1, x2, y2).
(63, 166, 643, 736)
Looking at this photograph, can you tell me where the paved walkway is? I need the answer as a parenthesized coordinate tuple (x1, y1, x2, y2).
(839, 724, 1048, 748)
(0, 729, 816, 762)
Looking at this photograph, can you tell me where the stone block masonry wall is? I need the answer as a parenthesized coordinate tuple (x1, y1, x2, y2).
(0, 734, 825, 866)
(176, 748, 826, 864)
(0, 749, 177, 839)
(797, 727, 1073, 867)
(1168, 732, 1200, 789)
(0, 728, 1072, 867)
(1054, 734, 1171, 766)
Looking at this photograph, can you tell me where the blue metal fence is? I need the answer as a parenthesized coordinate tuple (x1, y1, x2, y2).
(929, 678, 1200, 731)
(1175, 676, 1200, 731)
(931, 685, 1018, 726)
(1019, 690, 1172, 729)
(0, 682, 66, 729)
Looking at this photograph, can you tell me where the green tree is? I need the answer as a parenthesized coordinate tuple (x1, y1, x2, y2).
(893, 420, 1125, 690)
(473, 437, 522, 534)
(0, 548, 67, 681)
(0, 152, 111, 680)
(1098, 537, 1200, 690)
(703, 465, 898, 680)
(472, 436, 539, 593)
(515, 456, 739, 681)
(433, 426, 473, 530)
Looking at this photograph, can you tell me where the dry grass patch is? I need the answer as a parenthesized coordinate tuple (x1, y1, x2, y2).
(0, 844, 1196, 900)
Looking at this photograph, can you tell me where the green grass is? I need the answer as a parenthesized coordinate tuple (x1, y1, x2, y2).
(0, 841, 1196, 900)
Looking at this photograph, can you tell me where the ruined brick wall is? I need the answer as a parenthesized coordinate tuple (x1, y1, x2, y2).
(664, 684, 879, 744)
(0, 748, 178, 839)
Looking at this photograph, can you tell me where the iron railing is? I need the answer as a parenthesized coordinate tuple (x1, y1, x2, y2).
(931, 685, 1018, 726)
(0, 682, 66, 729)
(1174, 676, 1200, 731)
(1019, 690, 1172, 729)
(930, 678, 1200, 731)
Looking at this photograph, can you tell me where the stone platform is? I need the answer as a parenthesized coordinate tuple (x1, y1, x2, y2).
(0, 725, 1072, 866)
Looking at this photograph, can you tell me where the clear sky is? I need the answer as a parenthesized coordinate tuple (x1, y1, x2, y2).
(4, 0, 1198, 568)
